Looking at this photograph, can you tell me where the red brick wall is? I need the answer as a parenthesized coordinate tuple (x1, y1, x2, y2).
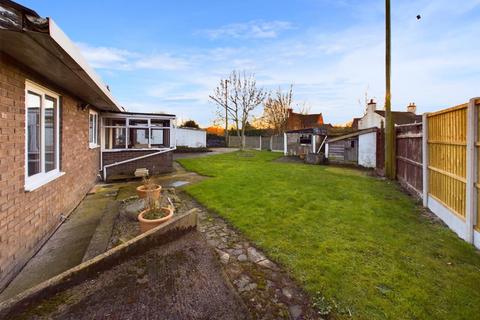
(0, 54, 100, 289)
(103, 150, 173, 181)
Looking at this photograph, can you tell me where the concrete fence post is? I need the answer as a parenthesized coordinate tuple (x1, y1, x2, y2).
(259, 136, 262, 150)
(422, 113, 429, 207)
(465, 98, 477, 243)
(312, 135, 316, 153)
(283, 133, 287, 155)
(270, 136, 273, 151)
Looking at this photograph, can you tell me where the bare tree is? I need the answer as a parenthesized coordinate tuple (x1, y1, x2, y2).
(229, 71, 267, 150)
(209, 73, 240, 143)
(296, 101, 311, 115)
(262, 85, 293, 134)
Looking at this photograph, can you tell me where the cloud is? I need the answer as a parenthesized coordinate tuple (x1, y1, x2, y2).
(75, 42, 135, 69)
(78, 0, 480, 126)
(201, 20, 294, 39)
(135, 54, 190, 70)
(76, 43, 189, 71)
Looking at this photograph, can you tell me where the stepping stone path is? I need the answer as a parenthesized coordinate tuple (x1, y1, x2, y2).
(182, 194, 319, 319)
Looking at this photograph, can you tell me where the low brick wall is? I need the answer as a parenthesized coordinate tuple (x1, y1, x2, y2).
(103, 150, 174, 180)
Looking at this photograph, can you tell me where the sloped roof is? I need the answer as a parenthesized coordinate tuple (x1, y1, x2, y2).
(328, 127, 377, 143)
(374, 111, 422, 125)
(297, 113, 324, 127)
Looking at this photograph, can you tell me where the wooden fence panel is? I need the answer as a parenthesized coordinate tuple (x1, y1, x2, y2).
(271, 135, 284, 152)
(396, 123, 423, 196)
(427, 104, 468, 219)
(476, 103, 480, 231)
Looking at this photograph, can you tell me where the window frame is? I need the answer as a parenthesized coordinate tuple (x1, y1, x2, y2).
(89, 110, 99, 149)
(101, 114, 174, 151)
(24, 80, 63, 192)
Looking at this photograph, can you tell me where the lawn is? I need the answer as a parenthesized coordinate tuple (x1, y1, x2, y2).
(178, 151, 480, 319)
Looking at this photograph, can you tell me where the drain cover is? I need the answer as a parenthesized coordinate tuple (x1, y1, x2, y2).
(170, 181, 190, 188)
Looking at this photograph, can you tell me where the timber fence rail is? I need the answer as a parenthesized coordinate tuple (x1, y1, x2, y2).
(228, 135, 285, 152)
(421, 98, 480, 248)
(395, 123, 423, 197)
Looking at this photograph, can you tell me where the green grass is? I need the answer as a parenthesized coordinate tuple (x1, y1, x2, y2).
(178, 151, 480, 319)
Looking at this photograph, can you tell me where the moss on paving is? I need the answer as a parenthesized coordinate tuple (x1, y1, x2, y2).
(178, 151, 480, 320)
(116, 183, 140, 201)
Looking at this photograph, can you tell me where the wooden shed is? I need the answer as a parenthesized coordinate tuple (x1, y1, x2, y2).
(326, 128, 378, 166)
(284, 127, 328, 157)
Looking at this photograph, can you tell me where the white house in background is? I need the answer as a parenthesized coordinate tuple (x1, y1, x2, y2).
(176, 127, 207, 148)
(357, 99, 421, 129)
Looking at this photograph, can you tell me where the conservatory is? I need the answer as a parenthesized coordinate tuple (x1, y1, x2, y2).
(99, 112, 176, 181)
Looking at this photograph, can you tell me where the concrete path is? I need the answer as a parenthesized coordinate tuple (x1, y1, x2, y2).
(173, 147, 238, 160)
(0, 185, 119, 302)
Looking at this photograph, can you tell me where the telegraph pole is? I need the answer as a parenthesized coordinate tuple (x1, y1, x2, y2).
(384, 0, 395, 179)
(224, 79, 229, 144)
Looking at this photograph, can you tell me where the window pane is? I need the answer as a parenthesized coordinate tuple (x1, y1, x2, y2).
(89, 113, 98, 145)
(104, 127, 126, 149)
(151, 129, 169, 147)
(128, 128, 149, 148)
(93, 115, 97, 143)
(103, 118, 126, 126)
(129, 119, 148, 126)
(27, 92, 41, 176)
(44, 96, 57, 172)
(150, 119, 169, 127)
(89, 114, 94, 143)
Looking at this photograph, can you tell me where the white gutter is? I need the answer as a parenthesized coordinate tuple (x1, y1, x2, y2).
(102, 148, 176, 180)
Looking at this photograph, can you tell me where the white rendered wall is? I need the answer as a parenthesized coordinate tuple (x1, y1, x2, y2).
(358, 112, 384, 129)
(176, 128, 206, 148)
(358, 132, 376, 168)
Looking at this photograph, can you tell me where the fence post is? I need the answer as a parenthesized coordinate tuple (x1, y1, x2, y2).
(465, 98, 477, 244)
(422, 113, 429, 207)
(283, 133, 287, 155)
(259, 136, 262, 150)
(270, 136, 273, 151)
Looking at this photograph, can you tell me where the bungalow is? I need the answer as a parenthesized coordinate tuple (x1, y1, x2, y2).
(0, 0, 175, 290)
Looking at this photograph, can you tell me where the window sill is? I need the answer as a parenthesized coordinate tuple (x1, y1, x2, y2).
(89, 143, 100, 149)
(25, 171, 65, 192)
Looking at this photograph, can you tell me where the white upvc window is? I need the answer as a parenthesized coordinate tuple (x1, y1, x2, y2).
(101, 115, 173, 151)
(89, 110, 99, 148)
(25, 81, 64, 191)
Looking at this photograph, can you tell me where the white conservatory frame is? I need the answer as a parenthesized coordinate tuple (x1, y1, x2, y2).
(100, 112, 176, 152)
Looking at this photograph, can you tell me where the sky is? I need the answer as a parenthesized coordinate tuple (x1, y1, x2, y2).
(22, 0, 480, 126)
